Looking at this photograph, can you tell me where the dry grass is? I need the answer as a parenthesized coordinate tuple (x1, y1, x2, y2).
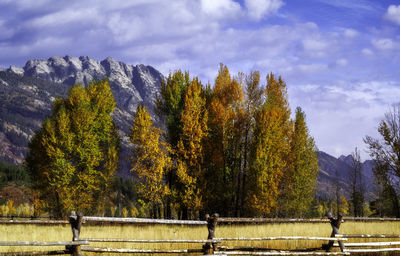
(1, 220, 400, 255)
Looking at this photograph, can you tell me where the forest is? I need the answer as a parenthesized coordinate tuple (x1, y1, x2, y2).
(0, 65, 399, 219)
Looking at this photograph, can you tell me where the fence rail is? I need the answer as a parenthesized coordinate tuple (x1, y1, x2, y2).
(1, 212, 400, 255)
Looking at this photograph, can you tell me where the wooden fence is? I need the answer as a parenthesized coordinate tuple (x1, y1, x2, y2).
(1, 212, 400, 256)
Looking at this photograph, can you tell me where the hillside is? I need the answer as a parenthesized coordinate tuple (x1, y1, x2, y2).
(317, 151, 375, 200)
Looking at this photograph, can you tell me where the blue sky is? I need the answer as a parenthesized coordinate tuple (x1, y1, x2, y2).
(1, 0, 399, 159)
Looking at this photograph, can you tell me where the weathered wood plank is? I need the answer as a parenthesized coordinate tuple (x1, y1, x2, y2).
(216, 237, 347, 241)
(81, 246, 203, 253)
(218, 217, 400, 224)
(0, 250, 68, 256)
(342, 217, 400, 222)
(0, 220, 68, 225)
(217, 246, 322, 252)
(218, 218, 329, 224)
(334, 241, 400, 247)
(344, 248, 400, 253)
(213, 251, 350, 255)
(0, 241, 89, 246)
(82, 238, 220, 243)
(336, 234, 400, 238)
(82, 216, 206, 225)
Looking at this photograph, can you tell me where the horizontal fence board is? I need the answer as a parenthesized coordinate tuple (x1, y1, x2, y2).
(0, 220, 68, 225)
(336, 234, 400, 238)
(82, 216, 206, 225)
(217, 246, 323, 252)
(82, 238, 219, 243)
(334, 241, 400, 247)
(217, 237, 347, 241)
(81, 246, 203, 253)
(218, 217, 400, 224)
(0, 250, 68, 256)
(0, 241, 89, 246)
(345, 248, 400, 253)
(213, 251, 350, 255)
(342, 217, 400, 222)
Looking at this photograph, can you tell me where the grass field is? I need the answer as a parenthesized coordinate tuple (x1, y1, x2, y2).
(1, 220, 400, 255)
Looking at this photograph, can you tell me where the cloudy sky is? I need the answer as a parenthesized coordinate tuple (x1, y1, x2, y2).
(1, 0, 399, 159)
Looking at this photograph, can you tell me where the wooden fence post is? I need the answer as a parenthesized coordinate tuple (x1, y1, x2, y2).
(68, 211, 83, 256)
(323, 212, 345, 252)
(203, 213, 219, 255)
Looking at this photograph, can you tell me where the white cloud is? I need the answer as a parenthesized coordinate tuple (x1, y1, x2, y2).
(384, 5, 400, 26)
(302, 38, 328, 51)
(361, 48, 374, 56)
(343, 28, 358, 38)
(200, 0, 241, 19)
(301, 37, 332, 58)
(31, 8, 100, 27)
(245, 0, 284, 20)
(372, 38, 399, 50)
(107, 14, 144, 44)
(288, 80, 400, 158)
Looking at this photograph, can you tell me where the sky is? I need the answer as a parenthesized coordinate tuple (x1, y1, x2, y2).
(0, 0, 399, 159)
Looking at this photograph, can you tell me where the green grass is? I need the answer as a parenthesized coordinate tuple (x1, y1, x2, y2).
(1, 221, 400, 254)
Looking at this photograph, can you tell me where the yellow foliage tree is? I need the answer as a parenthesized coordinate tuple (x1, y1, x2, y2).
(175, 77, 208, 217)
(248, 74, 291, 216)
(205, 64, 244, 215)
(26, 80, 119, 217)
(129, 105, 172, 218)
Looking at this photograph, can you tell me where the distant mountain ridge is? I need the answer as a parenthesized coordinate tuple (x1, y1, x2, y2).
(317, 151, 375, 199)
(7, 56, 163, 134)
(0, 56, 376, 197)
(1, 56, 164, 173)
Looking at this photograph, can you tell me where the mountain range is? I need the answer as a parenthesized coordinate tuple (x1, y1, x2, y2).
(0, 56, 376, 198)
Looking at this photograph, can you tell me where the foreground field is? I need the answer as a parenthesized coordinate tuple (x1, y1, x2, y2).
(1, 219, 400, 255)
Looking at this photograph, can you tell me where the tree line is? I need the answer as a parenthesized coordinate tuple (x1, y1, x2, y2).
(21, 64, 400, 219)
(139, 65, 319, 219)
(24, 66, 319, 218)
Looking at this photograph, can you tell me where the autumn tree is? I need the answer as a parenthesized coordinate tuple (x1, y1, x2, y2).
(156, 70, 190, 218)
(247, 73, 291, 216)
(235, 71, 263, 216)
(129, 105, 171, 218)
(364, 104, 400, 217)
(205, 64, 244, 215)
(175, 77, 208, 218)
(280, 107, 319, 217)
(26, 80, 119, 217)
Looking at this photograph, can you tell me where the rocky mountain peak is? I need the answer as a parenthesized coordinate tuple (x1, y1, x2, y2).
(8, 56, 164, 119)
(2, 56, 164, 174)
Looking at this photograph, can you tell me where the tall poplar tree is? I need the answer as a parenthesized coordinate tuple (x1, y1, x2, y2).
(27, 80, 119, 217)
(156, 70, 190, 218)
(280, 107, 319, 217)
(248, 74, 291, 216)
(129, 105, 172, 218)
(156, 70, 190, 149)
(236, 71, 263, 216)
(205, 64, 243, 215)
(175, 77, 208, 218)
